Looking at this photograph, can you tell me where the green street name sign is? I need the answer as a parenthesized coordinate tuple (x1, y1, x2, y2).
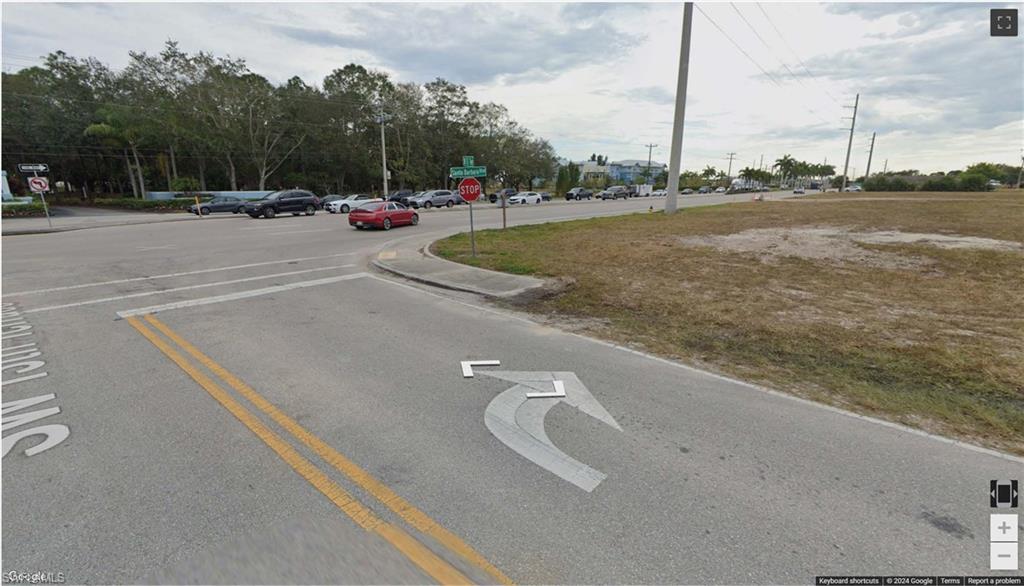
(450, 165, 487, 179)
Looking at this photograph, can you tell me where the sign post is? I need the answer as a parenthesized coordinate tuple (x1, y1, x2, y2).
(450, 156, 487, 257)
(25, 169, 53, 228)
(458, 176, 482, 257)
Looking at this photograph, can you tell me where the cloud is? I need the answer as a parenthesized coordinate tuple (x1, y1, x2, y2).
(269, 3, 630, 86)
(800, 20, 1022, 136)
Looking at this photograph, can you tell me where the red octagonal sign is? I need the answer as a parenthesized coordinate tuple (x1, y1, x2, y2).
(458, 177, 482, 202)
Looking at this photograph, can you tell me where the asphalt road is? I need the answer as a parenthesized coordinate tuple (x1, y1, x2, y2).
(2, 194, 1020, 584)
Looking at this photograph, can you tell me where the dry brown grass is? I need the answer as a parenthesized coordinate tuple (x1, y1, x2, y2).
(433, 191, 1024, 454)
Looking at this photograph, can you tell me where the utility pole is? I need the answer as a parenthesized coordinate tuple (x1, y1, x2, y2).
(1017, 150, 1023, 189)
(883, 159, 888, 174)
(841, 93, 859, 192)
(644, 143, 658, 184)
(864, 131, 876, 179)
(725, 152, 737, 184)
(377, 108, 389, 198)
(759, 154, 764, 171)
(665, 2, 693, 215)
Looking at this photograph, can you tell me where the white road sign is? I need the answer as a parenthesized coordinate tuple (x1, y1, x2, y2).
(28, 177, 49, 193)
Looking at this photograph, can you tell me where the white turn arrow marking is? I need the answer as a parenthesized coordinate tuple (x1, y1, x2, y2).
(461, 360, 501, 378)
(478, 371, 622, 492)
(526, 380, 566, 399)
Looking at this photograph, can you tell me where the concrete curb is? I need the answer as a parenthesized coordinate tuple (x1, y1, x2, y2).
(2, 212, 237, 236)
(371, 255, 545, 299)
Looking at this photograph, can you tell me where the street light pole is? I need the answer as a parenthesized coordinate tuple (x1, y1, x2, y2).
(665, 2, 693, 215)
(377, 109, 389, 198)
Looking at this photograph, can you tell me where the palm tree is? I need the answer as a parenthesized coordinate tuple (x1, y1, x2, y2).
(774, 155, 796, 187)
(701, 165, 718, 180)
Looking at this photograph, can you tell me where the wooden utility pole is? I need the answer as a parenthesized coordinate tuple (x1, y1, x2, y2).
(864, 132, 876, 179)
(841, 93, 860, 192)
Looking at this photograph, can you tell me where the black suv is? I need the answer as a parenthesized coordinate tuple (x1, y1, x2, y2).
(244, 190, 321, 219)
(489, 187, 517, 203)
(566, 187, 593, 200)
(387, 189, 414, 203)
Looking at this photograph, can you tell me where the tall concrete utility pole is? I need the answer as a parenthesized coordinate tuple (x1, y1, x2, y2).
(883, 159, 888, 174)
(759, 154, 764, 171)
(1017, 150, 1023, 189)
(725, 152, 737, 182)
(841, 93, 859, 192)
(377, 109, 389, 197)
(665, 2, 693, 214)
(864, 132, 876, 179)
(644, 143, 658, 184)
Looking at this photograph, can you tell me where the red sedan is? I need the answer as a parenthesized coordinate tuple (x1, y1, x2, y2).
(348, 202, 419, 230)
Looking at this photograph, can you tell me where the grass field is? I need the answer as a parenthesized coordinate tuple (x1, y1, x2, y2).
(433, 191, 1024, 454)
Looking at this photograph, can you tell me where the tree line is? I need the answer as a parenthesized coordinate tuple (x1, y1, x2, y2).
(1, 42, 558, 198)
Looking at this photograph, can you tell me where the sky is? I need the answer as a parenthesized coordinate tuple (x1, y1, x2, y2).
(2, 1, 1022, 174)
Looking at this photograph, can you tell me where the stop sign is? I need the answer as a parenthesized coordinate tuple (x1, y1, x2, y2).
(458, 177, 482, 202)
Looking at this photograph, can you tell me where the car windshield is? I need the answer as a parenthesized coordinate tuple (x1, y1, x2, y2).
(260, 191, 282, 200)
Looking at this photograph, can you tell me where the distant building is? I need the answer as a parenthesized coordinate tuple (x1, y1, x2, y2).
(577, 160, 609, 183)
(608, 160, 667, 185)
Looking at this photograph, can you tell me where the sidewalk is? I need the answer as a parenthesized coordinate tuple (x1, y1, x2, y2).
(2, 208, 236, 235)
(372, 230, 546, 298)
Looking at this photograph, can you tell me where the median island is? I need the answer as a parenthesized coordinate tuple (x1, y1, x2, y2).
(432, 191, 1024, 455)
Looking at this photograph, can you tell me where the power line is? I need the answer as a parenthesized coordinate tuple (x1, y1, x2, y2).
(694, 4, 832, 126)
(754, 2, 843, 105)
(730, 3, 809, 90)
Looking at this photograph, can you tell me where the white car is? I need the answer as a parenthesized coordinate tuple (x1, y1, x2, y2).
(508, 191, 542, 204)
(715, 186, 727, 193)
(652, 189, 667, 197)
(844, 184, 863, 192)
(327, 194, 378, 213)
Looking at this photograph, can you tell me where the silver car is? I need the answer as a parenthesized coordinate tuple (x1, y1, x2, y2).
(409, 189, 459, 209)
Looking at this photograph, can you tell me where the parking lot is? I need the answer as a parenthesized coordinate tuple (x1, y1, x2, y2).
(3, 191, 1019, 583)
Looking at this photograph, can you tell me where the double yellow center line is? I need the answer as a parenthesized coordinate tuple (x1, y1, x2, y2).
(127, 314, 511, 586)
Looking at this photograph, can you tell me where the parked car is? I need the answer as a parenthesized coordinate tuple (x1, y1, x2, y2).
(538, 191, 552, 201)
(409, 189, 460, 209)
(489, 187, 517, 203)
(793, 187, 806, 194)
(844, 184, 863, 192)
(321, 194, 345, 207)
(244, 190, 320, 218)
(698, 186, 712, 194)
(399, 191, 423, 206)
(651, 189, 667, 197)
(566, 187, 593, 200)
(508, 191, 543, 204)
(348, 202, 419, 230)
(387, 189, 414, 203)
(189, 195, 246, 215)
(599, 186, 629, 200)
(714, 186, 727, 193)
(326, 194, 378, 213)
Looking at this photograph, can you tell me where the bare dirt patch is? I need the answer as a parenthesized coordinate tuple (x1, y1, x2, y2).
(677, 227, 1023, 270)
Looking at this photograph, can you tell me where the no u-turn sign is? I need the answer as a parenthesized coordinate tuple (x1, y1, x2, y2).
(28, 176, 49, 193)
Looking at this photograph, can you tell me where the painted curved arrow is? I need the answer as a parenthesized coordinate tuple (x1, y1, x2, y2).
(478, 371, 622, 492)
